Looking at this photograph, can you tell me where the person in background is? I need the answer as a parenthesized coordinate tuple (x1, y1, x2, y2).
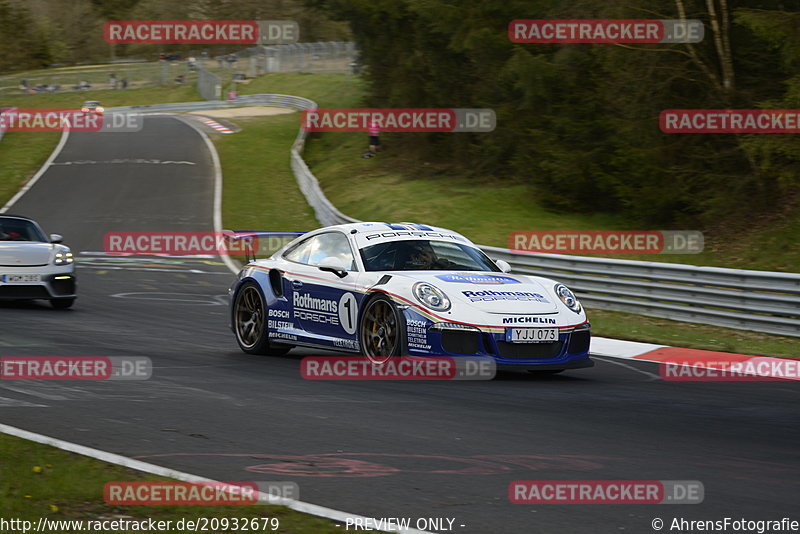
(109, 72, 117, 89)
(364, 120, 381, 158)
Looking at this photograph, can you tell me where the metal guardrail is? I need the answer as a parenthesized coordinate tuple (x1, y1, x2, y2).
(111, 94, 800, 338)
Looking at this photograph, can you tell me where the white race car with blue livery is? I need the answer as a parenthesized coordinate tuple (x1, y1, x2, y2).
(229, 222, 592, 372)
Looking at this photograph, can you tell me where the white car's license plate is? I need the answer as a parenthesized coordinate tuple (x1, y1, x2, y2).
(506, 327, 559, 343)
(1, 274, 41, 283)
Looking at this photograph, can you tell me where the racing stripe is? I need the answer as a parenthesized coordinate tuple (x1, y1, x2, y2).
(247, 265, 589, 332)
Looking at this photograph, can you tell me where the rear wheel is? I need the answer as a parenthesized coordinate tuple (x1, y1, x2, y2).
(359, 295, 404, 364)
(50, 298, 75, 309)
(233, 282, 291, 355)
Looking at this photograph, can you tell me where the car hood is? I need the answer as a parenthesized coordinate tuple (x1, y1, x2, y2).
(390, 271, 559, 314)
(0, 242, 54, 266)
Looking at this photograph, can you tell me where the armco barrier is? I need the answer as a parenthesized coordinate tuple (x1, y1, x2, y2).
(111, 95, 800, 338)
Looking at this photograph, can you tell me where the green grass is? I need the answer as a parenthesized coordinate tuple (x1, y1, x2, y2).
(0, 131, 61, 208)
(0, 434, 343, 532)
(239, 72, 365, 108)
(218, 114, 317, 233)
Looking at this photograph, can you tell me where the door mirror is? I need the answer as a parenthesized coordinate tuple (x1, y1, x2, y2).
(50, 233, 63, 244)
(318, 257, 348, 278)
(495, 259, 511, 273)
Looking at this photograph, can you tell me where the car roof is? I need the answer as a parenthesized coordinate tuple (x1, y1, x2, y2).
(83, 101, 100, 104)
(323, 221, 454, 234)
(315, 221, 473, 248)
(0, 214, 35, 222)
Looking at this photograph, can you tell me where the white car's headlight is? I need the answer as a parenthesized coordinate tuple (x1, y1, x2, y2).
(555, 283, 581, 313)
(54, 251, 73, 265)
(413, 282, 451, 312)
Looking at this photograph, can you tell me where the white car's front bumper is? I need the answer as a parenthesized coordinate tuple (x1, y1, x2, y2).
(0, 264, 76, 300)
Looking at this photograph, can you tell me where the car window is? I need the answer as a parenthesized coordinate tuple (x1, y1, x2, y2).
(283, 236, 315, 264)
(360, 239, 500, 272)
(0, 218, 47, 242)
(284, 232, 355, 270)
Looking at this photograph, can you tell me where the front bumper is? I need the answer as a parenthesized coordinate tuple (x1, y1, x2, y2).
(0, 271, 76, 300)
(404, 310, 592, 369)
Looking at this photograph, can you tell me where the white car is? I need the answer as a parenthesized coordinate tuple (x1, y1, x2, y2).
(0, 215, 76, 309)
(229, 222, 591, 372)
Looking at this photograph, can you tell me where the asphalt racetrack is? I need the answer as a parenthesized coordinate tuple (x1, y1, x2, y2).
(1, 115, 798, 533)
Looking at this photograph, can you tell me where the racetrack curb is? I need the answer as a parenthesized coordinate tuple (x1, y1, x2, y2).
(591, 336, 799, 379)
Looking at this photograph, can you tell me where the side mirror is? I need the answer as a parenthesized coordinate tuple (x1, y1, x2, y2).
(50, 233, 63, 244)
(318, 257, 348, 278)
(495, 259, 511, 273)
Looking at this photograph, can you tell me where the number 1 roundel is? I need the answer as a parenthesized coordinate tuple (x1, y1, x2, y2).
(338, 292, 358, 335)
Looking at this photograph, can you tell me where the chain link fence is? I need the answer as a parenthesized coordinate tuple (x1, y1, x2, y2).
(0, 61, 198, 97)
(229, 42, 357, 77)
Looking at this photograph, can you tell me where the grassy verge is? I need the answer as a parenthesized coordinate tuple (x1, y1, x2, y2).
(217, 114, 317, 233)
(0, 434, 341, 532)
(0, 131, 61, 208)
(218, 73, 365, 233)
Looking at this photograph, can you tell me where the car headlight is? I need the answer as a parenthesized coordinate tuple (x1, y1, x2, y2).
(96, 107, 104, 112)
(54, 251, 73, 265)
(413, 282, 451, 312)
(554, 283, 581, 313)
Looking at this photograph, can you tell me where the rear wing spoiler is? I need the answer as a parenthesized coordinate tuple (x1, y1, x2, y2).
(223, 231, 305, 263)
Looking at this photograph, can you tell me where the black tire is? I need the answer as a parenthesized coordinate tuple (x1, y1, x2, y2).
(50, 298, 75, 309)
(359, 294, 405, 364)
(233, 281, 292, 356)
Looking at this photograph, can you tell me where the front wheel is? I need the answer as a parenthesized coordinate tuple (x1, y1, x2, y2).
(359, 295, 404, 364)
(233, 282, 291, 356)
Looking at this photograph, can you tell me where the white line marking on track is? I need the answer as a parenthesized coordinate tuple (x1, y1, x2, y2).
(593, 356, 662, 380)
(0, 127, 70, 213)
(174, 115, 241, 275)
(0, 423, 432, 534)
(0, 395, 48, 407)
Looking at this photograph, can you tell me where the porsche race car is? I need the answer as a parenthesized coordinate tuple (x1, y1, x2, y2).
(229, 222, 592, 372)
(0, 214, 76, 308)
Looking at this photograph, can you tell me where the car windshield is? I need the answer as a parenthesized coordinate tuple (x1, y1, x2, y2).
(360, 239, 500, 272)
(0, 218, 47, 242)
